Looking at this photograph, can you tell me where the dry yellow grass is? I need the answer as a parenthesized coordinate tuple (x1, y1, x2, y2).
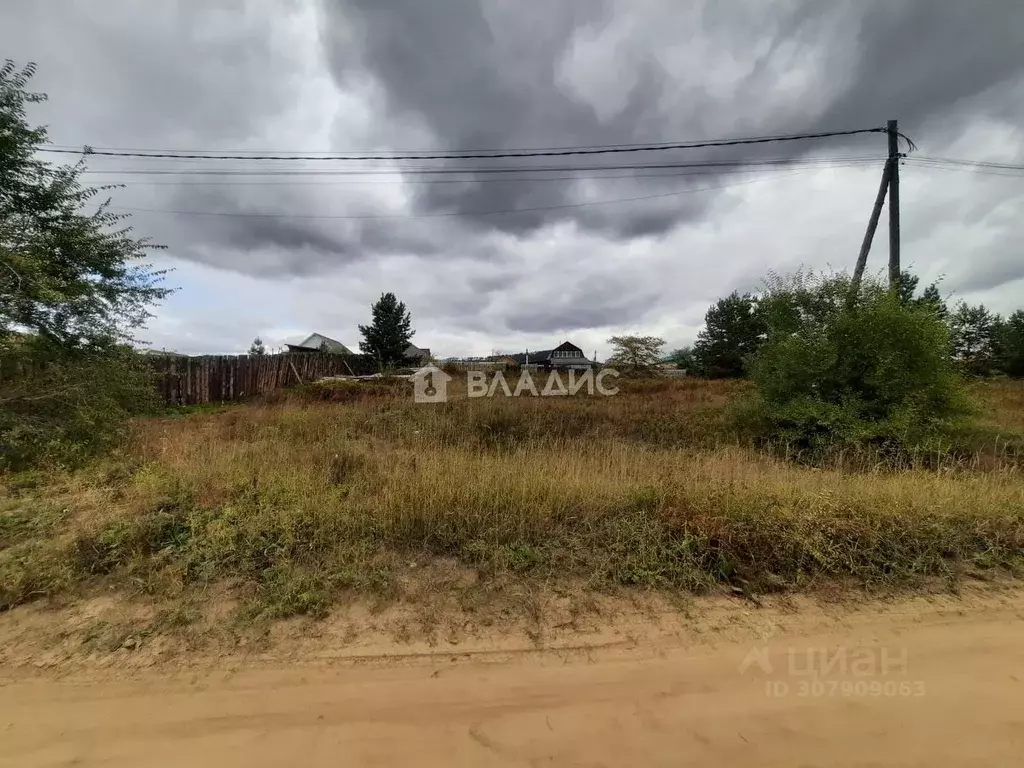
(1, 377, 1022, 619)
(971, 379, 1024, 431)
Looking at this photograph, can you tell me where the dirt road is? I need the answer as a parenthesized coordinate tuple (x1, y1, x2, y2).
(3, 593, 1024, 767)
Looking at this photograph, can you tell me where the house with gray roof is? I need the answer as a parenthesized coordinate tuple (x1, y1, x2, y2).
(509, 341, 596, 370)
(286, 332, 353, 354)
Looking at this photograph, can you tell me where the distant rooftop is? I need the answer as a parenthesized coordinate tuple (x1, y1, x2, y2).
(291, 332, 352, 354)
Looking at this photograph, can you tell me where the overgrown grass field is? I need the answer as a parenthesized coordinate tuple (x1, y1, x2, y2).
(2, 377, 1023, 621)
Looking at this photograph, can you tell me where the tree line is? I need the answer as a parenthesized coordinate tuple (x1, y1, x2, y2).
(675, 270, 1024, 380)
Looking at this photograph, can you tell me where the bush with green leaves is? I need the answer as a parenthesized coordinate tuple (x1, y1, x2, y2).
(745, 271, 970, 457)
(693, 291, 765, 378)
(0, 346, 160, 469)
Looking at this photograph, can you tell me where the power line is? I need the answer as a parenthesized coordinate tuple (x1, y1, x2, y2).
(109, 170, 808, 221)
(908, 166, 1024, 179)
(39, 127, 890, 162)
(39, 130, 872, 155)
(79, 156, 885, 179)
(85, 163, 882, 187)
(79, 157, 884, 185)
(912, 155, 1024, 171)
(42, 130, 869, 156)
(905, 156, 1024, 178)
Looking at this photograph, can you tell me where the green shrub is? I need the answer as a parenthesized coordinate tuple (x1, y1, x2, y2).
(746, 272, 971, 458)
(0, 350, 162, 470)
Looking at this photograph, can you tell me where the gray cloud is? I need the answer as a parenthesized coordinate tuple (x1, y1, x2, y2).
(320, 0, 1024, 242)
(501, 272, 664, 334)
(805, 2, 1024, 140)
(953, 255, 1024, 295)
(2, 0, 1023, 349)
(149, 184, 450, 276)
(4, 1, 307, 149)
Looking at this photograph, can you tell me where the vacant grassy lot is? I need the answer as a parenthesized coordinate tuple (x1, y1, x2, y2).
(2, 377, 1023, 628)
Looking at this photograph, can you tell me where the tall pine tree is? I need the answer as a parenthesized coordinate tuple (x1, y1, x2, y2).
(358, 293, 414, 367)
(950, 302, 999, 376)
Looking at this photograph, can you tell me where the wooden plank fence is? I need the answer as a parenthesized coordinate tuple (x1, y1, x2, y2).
(149, 353, 379, 406)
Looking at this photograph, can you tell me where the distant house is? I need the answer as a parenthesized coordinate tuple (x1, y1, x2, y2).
(138, 348, 190, 358)
(287, 333, 353, 355)
(487, 354, 519, 367)
(509, 341, 596, 370)
(404, 343, 432, 363)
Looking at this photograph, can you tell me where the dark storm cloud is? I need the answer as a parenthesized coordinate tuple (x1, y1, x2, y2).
(505, 306, 624, 335)
(198, 217, 355, 265)
(320, 0, 696, 237)
(943, 212, 1024, 295)
(0, 0, 385, 276)
(9, 0, 1024, 279)
(323, 0, 1024, 242)
(155, 184, 449, 274)
(574, 196, 707, 241)
(802, 2, 1024, 141)
(953, 256, 1024, 295)
(139, 178, 521, 278)
(502, 274, 662, 334)
(3, 0, 1023, 350)
(2, 1, 304, 148)
(467, 271, 523, 295)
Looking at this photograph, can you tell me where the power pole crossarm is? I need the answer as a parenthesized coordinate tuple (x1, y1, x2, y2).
(887, 119, 901, 290)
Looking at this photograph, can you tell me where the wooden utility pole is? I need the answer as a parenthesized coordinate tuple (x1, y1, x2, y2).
(887, 119, 901, 290)
(850, 160, 892, 297)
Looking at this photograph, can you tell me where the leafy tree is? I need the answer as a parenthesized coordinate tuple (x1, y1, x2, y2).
(1, 60, 171, 467)
(949, 302, 999, 376)
(995, 310, 1024, 377)
(607, 335, 665, 372)
(248, 337, 266, 356)
(693, 291, 765, 378)
(756, 269, 850, 336)
(746, 272, 968, 456)
(358, 292, 414, 367)
(670, 345, 697, 372)
(1, 61, 169, 355)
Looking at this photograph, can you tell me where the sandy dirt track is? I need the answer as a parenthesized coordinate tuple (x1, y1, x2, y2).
(2, 592, 1024, 767)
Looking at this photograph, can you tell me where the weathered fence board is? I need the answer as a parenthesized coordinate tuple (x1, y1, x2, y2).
(1, 352, 383, 406)
(146, 352, 379, 405)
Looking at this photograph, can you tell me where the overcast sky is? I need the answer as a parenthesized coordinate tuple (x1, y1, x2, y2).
(3, 0, 1022, 359)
